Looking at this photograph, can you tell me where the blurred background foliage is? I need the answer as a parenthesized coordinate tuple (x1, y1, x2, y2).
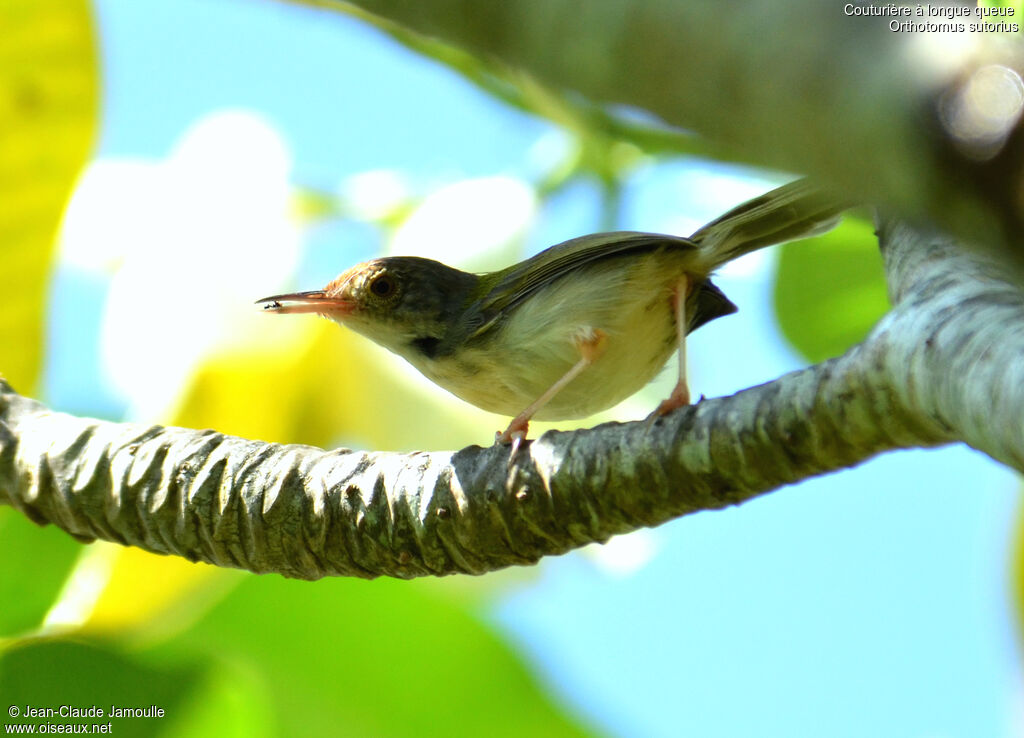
(0, 1, 1021, 736)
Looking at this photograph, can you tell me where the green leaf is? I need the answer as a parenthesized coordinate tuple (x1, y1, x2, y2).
(773, 217, 889, 363)
(0, 1, 98, 393)
(156, 657, 276, 738)
(0, 639, 204, 737)
(0, 508, 82, 637)
(148, 575, 596, 738)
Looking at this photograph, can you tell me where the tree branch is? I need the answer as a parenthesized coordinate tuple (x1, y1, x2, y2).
(874, 215, 1024, 470)
(323, 0, 1023, 258)
(7, 217, 1019, 580)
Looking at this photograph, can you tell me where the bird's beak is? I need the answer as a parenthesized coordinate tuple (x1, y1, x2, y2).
(255, 290, 355, 316)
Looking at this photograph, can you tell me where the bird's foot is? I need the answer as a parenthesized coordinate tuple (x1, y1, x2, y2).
(646, 382, 691, 426)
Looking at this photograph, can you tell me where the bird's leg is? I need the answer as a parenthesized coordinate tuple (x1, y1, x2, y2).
(497, 328, 608, 458)
(649, 275, 692, 418)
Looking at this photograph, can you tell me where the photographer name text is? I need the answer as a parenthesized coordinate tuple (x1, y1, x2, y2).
(15, 706, 164, 719)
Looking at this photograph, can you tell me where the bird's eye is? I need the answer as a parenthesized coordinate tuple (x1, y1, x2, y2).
(369, 274, 396, 298)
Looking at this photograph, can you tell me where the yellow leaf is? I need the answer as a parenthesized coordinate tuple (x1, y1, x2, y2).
(0, 0, 98, 393)
(84, 546, 238, 638)
(174, 317, 491, 451)
(1014, 499, 1024, 640)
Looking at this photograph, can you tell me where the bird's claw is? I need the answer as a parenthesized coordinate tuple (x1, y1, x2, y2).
(496, 425, 529, 469)
(507, 433, 526, 469)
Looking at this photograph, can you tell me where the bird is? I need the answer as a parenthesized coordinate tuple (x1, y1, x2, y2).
(257, 178, 848, 455)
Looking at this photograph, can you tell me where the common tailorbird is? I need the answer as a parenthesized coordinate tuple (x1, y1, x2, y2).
(257, 178, 848, 453)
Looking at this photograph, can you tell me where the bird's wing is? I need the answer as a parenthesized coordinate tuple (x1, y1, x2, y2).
(468, 231, 697, 340)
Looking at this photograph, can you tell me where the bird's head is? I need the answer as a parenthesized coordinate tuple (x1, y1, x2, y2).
(257, 256, 478, 357)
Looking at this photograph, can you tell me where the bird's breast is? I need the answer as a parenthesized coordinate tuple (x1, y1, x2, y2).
(404, 250, 691, 419)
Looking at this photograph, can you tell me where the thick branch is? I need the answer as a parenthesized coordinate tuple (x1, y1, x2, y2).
(874, 216, 1024, 470)
(0, 353, 930, 581)
(328, 0, 1023, 256)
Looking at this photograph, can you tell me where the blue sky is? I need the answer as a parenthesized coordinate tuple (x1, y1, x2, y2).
(52, 1, 1024, 735)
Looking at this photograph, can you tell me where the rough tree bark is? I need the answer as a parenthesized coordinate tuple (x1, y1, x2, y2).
(2, 1, 1022, 579)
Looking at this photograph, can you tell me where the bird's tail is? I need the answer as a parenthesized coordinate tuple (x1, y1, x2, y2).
(689, 178, 854, 271)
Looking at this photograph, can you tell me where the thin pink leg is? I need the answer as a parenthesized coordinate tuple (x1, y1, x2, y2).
(650, 276, 692, 418)
(497, 329, 608, 459)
